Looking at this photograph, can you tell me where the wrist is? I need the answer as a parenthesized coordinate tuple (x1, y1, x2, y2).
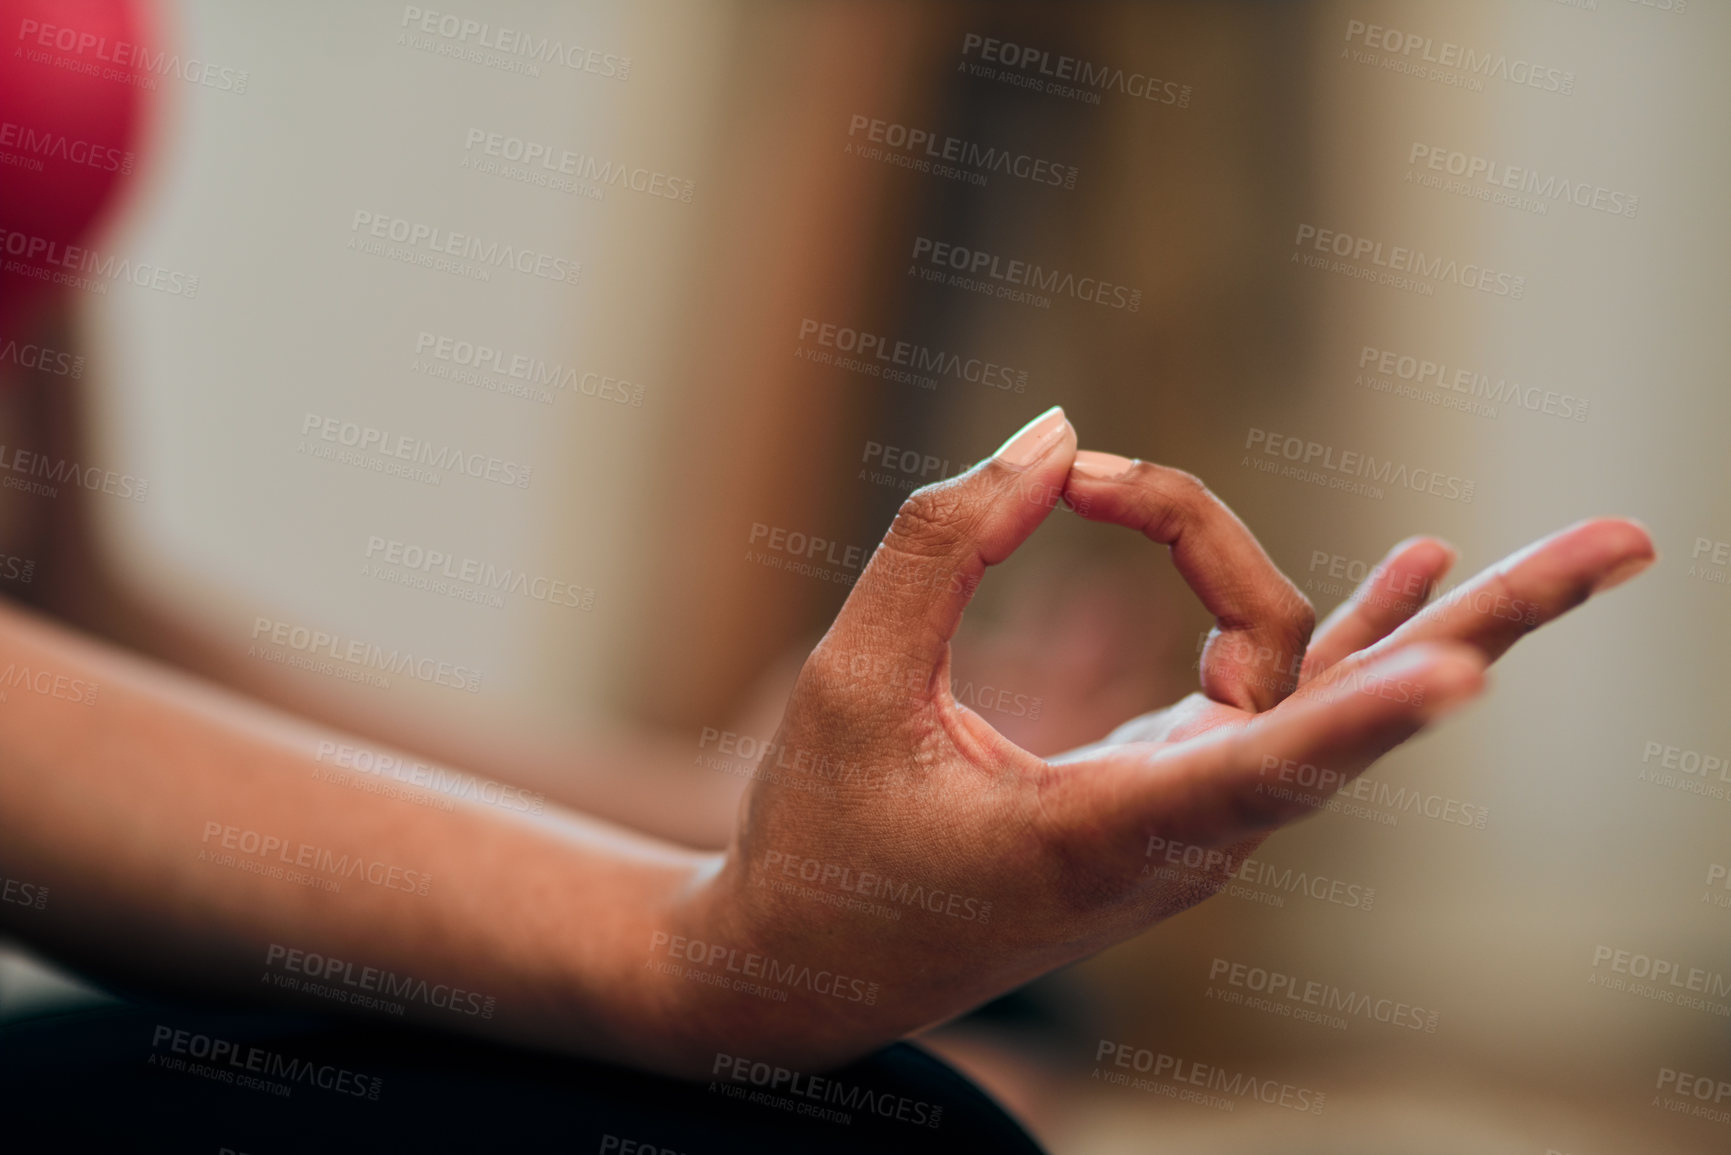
(534, 846, 724, 1077)
(626, 846, 896, 1077)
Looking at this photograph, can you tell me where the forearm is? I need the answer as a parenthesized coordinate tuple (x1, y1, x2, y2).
(0, 598, 729, 1073)
(18, 533, 745, 850)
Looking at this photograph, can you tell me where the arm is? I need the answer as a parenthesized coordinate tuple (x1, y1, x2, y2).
(0, 408, 1655, 1080)
(0, 593, 723, 1073)
(0, 341, 746, 853)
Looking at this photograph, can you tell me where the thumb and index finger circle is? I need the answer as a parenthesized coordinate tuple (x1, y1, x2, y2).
(1062, 451, 1316, 714)
(811, 407, 1078, 706)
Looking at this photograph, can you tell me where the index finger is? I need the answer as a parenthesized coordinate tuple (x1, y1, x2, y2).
(1064, 451, 1316, 712)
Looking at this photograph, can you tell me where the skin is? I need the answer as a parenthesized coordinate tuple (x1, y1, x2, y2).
(0, 407, 1654, 1080)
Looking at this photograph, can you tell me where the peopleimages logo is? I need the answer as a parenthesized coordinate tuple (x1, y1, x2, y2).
(648, 931, 880, 1005)
(958, 33, 1193, 107)
(0, 442, 149, 502)
(1257, 755, 1493, 830)
(299, 412, 533, 490)
(314, 741, 546, 815)
(1094, 1039, 1327, 1114)
(0, 119, 135, 174)
(413, 330, 643, 407)
(758, 849, 992, 923)
(909, 236, 1142, 311)
(846, 113, 1079, 189)
(0, 226, 199, 298)
(0, 338, 84, 379)
(263, 944, 496, 1019)
(249, 616, 484, 694)
(348, 211, 579, 286)
(796, 317, 1028, 393)
(1407, 143, 1637, 219)
(1243, 428, 1475, 503)
(0, 662, 98, 706)
(711, 1053, 943, 1129)
(1342, 19, 1575, 96)
(398, 6, 630, 79)
(1356, 344, 1588, 422)
(16, 17, 250, 93)
(200, 820, 434, 896)
(1, 872, 48, 911)
(362, 535, 596, 611)
(1206, 956, 1441, 1033)
(1638, 738, 1731, 802)
(1292, 224, 1526, 299)
(695, 727, 875, 795)
(1588, 944, 1731, 1018)
(150, 1024, 381, 1100)
(462, 128, 693, 202)
(1654, 1067, 1731, 1127)
(1143, 835, 1377, 912)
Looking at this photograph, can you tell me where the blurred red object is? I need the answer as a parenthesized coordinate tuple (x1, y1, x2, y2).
(0, 0, 154, 331)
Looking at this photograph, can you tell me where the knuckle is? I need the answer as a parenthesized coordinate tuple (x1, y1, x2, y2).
(1129, 465, 1197, 539)
(1155, 467, 1212, 514)
(1285, 585, 1318, 638)
(799, 641, 853, 691)
(801, 637, 932, 716)
(1164, 467, 1208, 496)
(887, 482, 970, 559)
(793, 644, 879, 728)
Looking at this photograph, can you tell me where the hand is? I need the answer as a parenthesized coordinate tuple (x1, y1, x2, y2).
(663, 407, 1654, 1072)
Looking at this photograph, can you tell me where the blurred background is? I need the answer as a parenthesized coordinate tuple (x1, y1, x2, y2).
(0, 0, 1726, 1151)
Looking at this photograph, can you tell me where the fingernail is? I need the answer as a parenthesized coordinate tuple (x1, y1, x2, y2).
(1591, 552, 1655, 594)
(1388, 536, 1456, 567)
(1070, 450, 1138, 480)
(994, 406, 1068, 467)
(1427, 661, 1486, 715)
(1422, 537, 1458, 567)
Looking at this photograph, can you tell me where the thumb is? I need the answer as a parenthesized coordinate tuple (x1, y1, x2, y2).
(815, 407, 1077, 699)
